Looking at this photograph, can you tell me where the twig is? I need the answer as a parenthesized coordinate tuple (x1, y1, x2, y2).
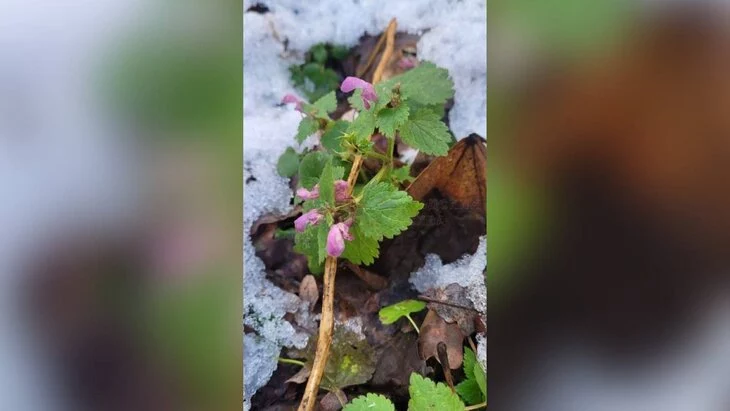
(297, 19, 398, 411)
(464, 402, 487, 410)
(417, 295, 481, 312)
(345, 261, 388, 290)
(372, 19, 398, 83)
(356, 30, 387, 78)
(297, 257, 337, 411)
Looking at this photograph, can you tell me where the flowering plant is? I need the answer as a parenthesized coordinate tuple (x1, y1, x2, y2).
(278, 61, 455, 273)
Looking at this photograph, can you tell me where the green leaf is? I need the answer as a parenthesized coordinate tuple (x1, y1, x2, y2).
(399, 109, 452, 156)
(298, 151, 330, 189)
(313, 91, 337, 115)
(382, 62, 454, 106)
(318, 160, 336, 205)
(375, 104, 409, 138)
(321, 120, 349, 152)
(296, 117, 320, 143)
(379, 300, 426, 325)
(463, 348, 477, 381)
(474, 363, 486, 400)
(330, 45, 350, 61)
(340, 223, 380, 266)
(408, 373, 464, 411)
(356, 182, 423, 241)
(276, 147, 300, 177)
(347, 89, 367, 112)
(455, 380, 483, 406)
(390, 165, 414, 184)
(316, 221, 330, 263)
(344, 393, 395, 411)
(312, 44, 328, 63)
(348, 109, 376, 143)
(455, 348, 486, 405)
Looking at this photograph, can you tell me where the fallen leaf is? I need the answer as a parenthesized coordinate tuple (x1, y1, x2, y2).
(407, 134, 486, 216)
(418, 309, 464, 369)
(422, 284, 477, 336)
(285, 366, 310, 384)
(299, 275, 319, 307)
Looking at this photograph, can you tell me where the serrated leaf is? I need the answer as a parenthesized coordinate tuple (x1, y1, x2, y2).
(298, 151, 331, 189)
(408, 373, 464, 411)
(294, 222, 324, 269)
(296, 117, 320, 143)
(390, 165, 414, 184)
(316, 221, 329, 263)
(379, 300, 426, 325)
(321, 120, 349, 152)
(474, 363, 486, 399)
(463, 348, 477, 381)
(276, 147, 300, 177)
(382, 62, 454, 106)
(340, 223, 380, 266)
(356, 182, 423, 241)
(318, 160, 336, 205)
(348, 110, 375, 142)
(455, 348, 486, 405)
(344, 393, 395, 411)
(455, 379, 483, 406)
(313, 91, 337, 115)
(376, 104, 409, 138)
(347, 89, 367, 112)
(399, 109, 452, 156)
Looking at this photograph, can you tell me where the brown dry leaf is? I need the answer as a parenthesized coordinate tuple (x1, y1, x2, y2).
(422, 283, 477, 336)
(407, 134, 486, 216)
(299, 275, 319, 307)
(343, 32, 420, 82)
(285, 366, 311, 385)
(418, 309, 464, 369)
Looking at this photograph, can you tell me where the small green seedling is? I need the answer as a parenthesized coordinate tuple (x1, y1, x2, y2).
(378, 299, 427, 333)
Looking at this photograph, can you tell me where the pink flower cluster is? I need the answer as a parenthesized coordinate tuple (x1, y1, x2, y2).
(293, 180, 355, 257)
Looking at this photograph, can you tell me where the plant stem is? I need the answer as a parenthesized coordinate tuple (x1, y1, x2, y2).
(465, 402, 487, 410)
(333, 389, 348, 407)
(365, 150, 389, 162)
(278, 358, 306, 367)
(405, 314, 420, 334)
(297, 256, 338, 411)
(297, 18, 397, 411)
(386, 134, 396, 171)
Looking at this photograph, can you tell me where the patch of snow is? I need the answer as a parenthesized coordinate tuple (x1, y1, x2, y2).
(409, 236, 487, 315)
(243, 334, 281, 410)
(476, 333, 487, 371)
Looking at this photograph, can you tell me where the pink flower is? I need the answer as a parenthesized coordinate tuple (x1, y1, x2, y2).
(326, 222, 354, 257)
(294, 210, 324, 233)
(334, 180, 350, 202)
(282, 94, 304, 112)
(397, 56, 417, 70)
(340, 76, 378, 109)
(296, 185, 320, 200)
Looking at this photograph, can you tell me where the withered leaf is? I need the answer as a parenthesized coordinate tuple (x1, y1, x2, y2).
(285, 366, 310, 384)
(422, 283, 477, 336)
(418, 309, 464, 369)
(407, 134, 486, 216)
(299, 275, 319, 307)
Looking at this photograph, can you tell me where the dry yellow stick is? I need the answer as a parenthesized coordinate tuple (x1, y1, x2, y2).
(297, 18, 398, 411)
(372, 18, 398, 83)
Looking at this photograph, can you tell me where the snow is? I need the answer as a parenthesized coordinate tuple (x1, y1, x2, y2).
(243, 334, 281, 411)
(243, 0, 486, 400)
(409, 236, 487, 315)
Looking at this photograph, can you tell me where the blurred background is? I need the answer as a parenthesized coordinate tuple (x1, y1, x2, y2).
(489, 0, 730, 410)
(0, 1, 241, 410)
